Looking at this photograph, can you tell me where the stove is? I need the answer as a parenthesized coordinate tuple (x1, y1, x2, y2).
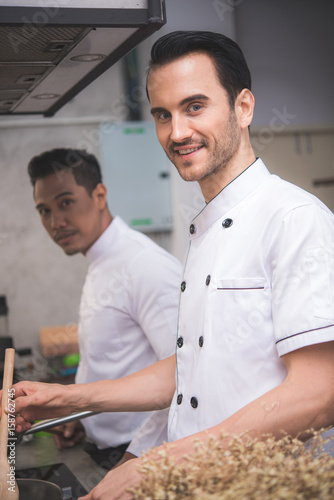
(17, 463, 88, 500)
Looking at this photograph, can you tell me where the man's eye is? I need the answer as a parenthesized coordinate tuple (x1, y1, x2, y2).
(189, 104, 202, 112)
(38, 208, 49, 216)
(61, 199, 73, 208)
(158, 111, 171, 121)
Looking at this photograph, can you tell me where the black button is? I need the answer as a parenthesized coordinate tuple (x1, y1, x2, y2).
(177, 337, 184, 348)
(177, 394, 183, 405)
(189, 224, 196, 235)
(180, 281, 186, 292)
(190, 397, 198, 408)
(199, 336, 204, 347)
(222, 218, 233, 228)
(205, 275, 211, 286)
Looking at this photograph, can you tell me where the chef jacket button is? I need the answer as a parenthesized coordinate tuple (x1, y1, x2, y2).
(189, 224, 196, 235)
(205, 275, 211, 286)
(222, 218, 233, 228)
(177, 394, 183, 405)
(177, 337, 184, 348)
(190, 397, 198, 409)
(199, 336, 204, 347)
(180, 281, 186, 292)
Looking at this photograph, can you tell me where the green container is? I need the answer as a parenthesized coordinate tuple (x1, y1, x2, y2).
(62, 352, 80, 367)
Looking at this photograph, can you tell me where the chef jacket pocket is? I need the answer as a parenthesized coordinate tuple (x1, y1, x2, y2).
(217, 278, 266, 290)
(214, 278, 270, 354)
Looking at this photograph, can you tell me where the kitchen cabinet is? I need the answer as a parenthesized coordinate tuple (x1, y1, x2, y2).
(251, 129, 334, 212)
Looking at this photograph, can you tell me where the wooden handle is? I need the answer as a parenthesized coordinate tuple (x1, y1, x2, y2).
(0, 348, 15, 461)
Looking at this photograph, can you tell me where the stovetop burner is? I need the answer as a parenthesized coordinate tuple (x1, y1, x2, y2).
(17, 463, 88, 500)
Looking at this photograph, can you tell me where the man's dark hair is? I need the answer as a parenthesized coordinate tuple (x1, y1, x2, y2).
(27, 148, 103, 195)
(147, 30, 251, 108)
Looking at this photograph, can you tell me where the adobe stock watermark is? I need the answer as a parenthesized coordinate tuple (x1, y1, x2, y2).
(79, 267, 132, 324)
(251, 106, 297, 152)
(225, 290, 271, 353)
(74, 84, 148, 154)
(178, 186, 206, 225)
(6, 0, 67, 54)
(6, 387, 17, 494)
(41, 323, 79, 359)
(225, 242, 334, 352)
(212, 0, 244, 21)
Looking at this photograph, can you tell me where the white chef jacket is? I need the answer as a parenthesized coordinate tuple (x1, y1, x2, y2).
(168, 158, 334, 442)
(76, 216, 181, 450)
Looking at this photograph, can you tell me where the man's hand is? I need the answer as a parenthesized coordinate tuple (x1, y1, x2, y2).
(52, 420, 86, 449)
(114, 451, 137, 468)
(79, 458, 142, 500)
(0, 380, 74, 432)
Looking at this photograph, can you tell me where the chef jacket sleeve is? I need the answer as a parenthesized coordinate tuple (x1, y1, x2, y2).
(272, 203, 334, 356)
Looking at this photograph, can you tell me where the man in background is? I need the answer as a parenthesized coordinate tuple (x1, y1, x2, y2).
(27, 148, 182, 468)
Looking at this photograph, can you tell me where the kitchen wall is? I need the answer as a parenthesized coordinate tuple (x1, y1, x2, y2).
(235, 0, 334, 129)
(0, 0, 235, 352)
(0, 0, 333, 353)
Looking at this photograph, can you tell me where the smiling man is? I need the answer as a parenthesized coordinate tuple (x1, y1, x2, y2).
(149, 56, 243, 193)
(5, 32, 334, 500)
(27, 148, 182, 469)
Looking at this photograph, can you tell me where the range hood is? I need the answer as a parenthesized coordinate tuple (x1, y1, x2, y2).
(0, 0, 166, 116)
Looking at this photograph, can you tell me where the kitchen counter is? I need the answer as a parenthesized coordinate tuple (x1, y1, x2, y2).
(15, 434, 107, 495)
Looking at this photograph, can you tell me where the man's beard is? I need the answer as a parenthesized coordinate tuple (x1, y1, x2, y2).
(166, 109, 241, 183)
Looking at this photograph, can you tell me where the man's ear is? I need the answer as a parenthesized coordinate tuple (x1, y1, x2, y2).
(93, 183, 108, 209)
(235, 88, 255, 129)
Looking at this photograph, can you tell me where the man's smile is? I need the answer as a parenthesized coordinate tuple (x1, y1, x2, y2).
(170, 141, 207, 159)
(177, 146, 204, 155)
(54, 230, 77, 244)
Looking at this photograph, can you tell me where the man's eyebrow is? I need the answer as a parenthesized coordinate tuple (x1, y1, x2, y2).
(54, 191, 74, 200)
(179, 94, 209, 107)
(150, 94, 209, 116)
(35, 191, 74, 210)
(150, 106, 167, 117)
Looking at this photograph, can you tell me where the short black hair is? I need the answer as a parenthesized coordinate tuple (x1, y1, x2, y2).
(28, 148, 103, 195)
(147, 30, 251, 108)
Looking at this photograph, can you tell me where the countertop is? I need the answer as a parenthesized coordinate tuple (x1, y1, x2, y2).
(15, 434, 107, 495)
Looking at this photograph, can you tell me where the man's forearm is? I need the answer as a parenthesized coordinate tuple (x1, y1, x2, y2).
(73, 356, 176, 413)
(11, 355, 176, 425)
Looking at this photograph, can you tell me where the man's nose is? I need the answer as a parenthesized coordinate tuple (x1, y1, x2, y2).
(50, 211, 66, 229)
(170, 115, 192, 143)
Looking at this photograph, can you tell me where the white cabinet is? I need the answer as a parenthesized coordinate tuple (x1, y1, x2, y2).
(100, 121, 173, 232)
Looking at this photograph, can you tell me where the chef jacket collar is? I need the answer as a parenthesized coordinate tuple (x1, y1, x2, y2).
(85, 217, 117, 263)
(190, 158, 270, 238)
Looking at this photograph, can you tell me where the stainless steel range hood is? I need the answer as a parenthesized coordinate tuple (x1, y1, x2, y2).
(0, 0, 166, 116)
